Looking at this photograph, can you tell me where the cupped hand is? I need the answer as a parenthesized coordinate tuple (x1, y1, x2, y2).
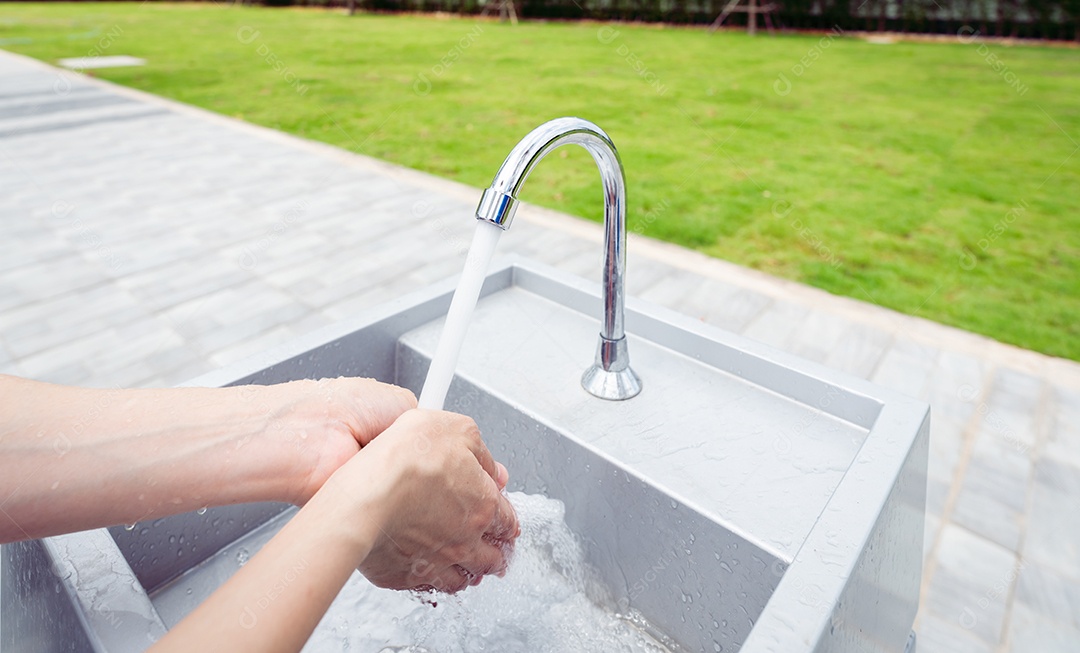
(324, 409, 519, 594)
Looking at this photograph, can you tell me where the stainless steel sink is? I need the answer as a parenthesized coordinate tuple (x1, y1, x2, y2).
(1, 257, 928, 653)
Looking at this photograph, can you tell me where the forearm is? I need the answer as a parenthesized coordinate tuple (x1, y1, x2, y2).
(0, 375, 318, 542)
(147, 409, 518, 652)
(150, 479, 378, 653)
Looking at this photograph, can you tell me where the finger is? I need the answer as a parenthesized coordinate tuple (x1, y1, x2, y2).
(461, 421, 501, 486)
(485, 491, 519, 542)
(452, 563, 482, 584)
(373, 380, 418, 411)
(432, 567, 470, 594)
(351, 383, 418, 447)
(495, 462, 509, 490)
(457, 540, 510, 579)
(396, 384, 419, 408)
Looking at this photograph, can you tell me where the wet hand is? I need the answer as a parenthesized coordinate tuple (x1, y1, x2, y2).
(324, 409, 519, 593)
(253, 378, 417, 504)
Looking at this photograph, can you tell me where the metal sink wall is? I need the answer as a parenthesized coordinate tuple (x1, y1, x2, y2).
(1, 257, 928, 653)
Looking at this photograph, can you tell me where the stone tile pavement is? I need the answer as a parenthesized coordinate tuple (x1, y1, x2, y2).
(2, 49, 1079, 652)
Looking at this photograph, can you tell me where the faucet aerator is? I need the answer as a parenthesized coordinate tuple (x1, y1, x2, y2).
(476, 188, 519, 230)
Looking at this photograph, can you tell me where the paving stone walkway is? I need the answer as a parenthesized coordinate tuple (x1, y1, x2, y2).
(2, 49, 1079, 652)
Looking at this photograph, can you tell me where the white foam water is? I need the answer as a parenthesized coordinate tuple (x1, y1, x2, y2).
(302, 493, 675, 653)
(417, 220, 503, 411)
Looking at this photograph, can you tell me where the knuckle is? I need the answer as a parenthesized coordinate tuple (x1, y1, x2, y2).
(462, 423, 483, 446)
(478, 496, 499, 524)
(467, 499, 498, 534)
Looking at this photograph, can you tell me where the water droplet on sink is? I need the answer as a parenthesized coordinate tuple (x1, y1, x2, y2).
(719, 561, 733, 574)
(670, 500, 678, 509)
(124, 523, 137, 531)
(185, 587, 193, 595)
(236, 547, 250, 567)
(196, 506, 207, 515)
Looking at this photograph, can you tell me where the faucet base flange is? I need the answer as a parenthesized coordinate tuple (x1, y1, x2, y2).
(581, 363, 642, 400)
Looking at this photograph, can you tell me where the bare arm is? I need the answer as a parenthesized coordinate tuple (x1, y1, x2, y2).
(150, 410, 519, 653)
(0, 374, 416, 543)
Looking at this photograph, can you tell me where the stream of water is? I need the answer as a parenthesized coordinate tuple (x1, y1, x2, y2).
(417, 220, 504, 411)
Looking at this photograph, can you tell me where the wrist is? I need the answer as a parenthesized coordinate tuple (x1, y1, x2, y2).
(258, 378, 417, 505)
(221, 377, 417, 507)
(229, 380, 348, 506)
(300, 467, 386, 565)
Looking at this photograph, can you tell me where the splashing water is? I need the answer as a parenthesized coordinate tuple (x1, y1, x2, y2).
(302, 493, 674, 653)
(417, 220, 503, 411)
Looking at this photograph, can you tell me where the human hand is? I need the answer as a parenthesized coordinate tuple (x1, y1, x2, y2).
(149, 409, 515, 653)
(250, 378, 417, 504)
(321, 409, 519, 594)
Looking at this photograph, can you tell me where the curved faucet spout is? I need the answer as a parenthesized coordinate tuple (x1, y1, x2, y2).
(475, 117, 642, 400)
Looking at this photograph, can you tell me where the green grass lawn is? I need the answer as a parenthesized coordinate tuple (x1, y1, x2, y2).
(2, 4, 1078, 360)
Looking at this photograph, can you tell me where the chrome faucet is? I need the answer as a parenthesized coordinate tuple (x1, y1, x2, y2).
(475, 117, 642, 400)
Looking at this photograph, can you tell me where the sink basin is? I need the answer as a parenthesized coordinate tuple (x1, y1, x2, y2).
(1, 257, 928, 652)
